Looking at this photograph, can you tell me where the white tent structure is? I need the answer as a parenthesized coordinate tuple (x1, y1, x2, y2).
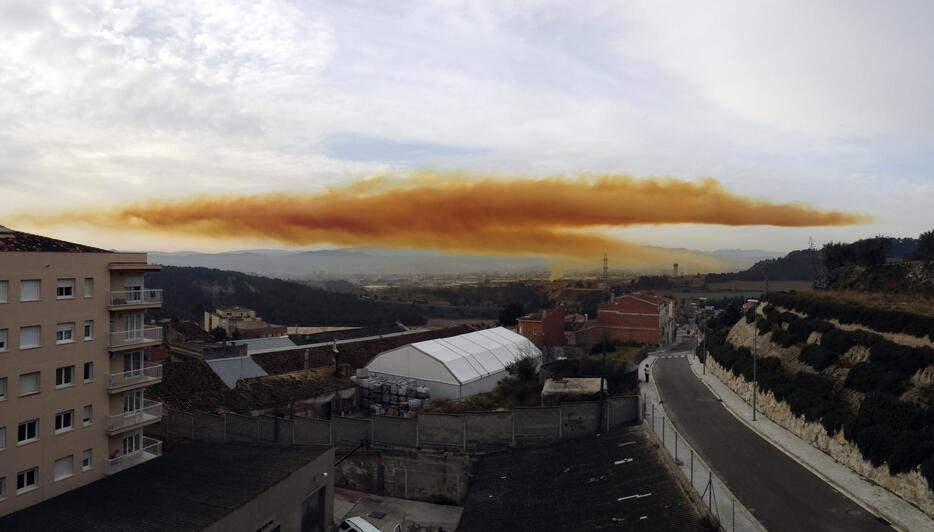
(365, 327, 542, 399)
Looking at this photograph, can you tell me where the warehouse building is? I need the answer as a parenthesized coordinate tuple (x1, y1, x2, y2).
(364, 327, 542, 399)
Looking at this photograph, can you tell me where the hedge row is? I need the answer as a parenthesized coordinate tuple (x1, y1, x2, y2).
(763, 292, 934, 340)
(709, 304, 934, 488)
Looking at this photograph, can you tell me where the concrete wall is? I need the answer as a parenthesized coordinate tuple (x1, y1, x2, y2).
(204, 448, 334, 532)
(335, 448, 470, 504)
(417, 414, 465, 449)
(166, 395, 642, 451)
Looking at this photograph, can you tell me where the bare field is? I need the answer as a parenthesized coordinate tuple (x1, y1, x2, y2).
(706, 280, 812, 292)
(800, 290, 934, 317)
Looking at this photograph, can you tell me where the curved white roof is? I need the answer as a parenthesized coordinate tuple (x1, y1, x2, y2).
(366, 327, 541, 385)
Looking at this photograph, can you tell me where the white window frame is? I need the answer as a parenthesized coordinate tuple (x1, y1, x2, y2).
(0, 329, 7, 352)
(19, 280, 40, 302)
(55, 366, 74, 388)
(53, 455, 73, 482)
(56, 279, 75, 300)
(82, 449, 92, 471)
(19, 326, 40, 350)
(82, 405, 93, 426)
(16, 467, 37, 495)
(83, 320, 93, 341)
(0, 280, 7, 303)
(56, 322, 75, 345)
(122, 431, 142, 455)
(18, 373, 40, 397)
(0, 377, 6, 401)
(83, 361, 93, 383)
(83, 278, 94, 298)
(17, 419, 38, 445)
(124, 390, 143, 413)
(54, 410, 73, 434)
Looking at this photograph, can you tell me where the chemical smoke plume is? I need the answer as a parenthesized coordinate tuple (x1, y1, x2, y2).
(16, 174, 869, 271)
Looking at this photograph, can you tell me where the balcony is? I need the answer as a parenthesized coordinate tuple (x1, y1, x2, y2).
(107, 400, 163, 435)
(108, 327, 162, 351)
(109, 289, 162, 309)
(107, 363, 163, 392)
(106, 437, 162, 475)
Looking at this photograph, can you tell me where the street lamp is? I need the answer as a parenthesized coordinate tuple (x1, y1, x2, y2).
(752, 314, 758, 421)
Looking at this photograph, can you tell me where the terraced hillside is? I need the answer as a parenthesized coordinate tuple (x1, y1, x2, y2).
(701, 293, 934, 517)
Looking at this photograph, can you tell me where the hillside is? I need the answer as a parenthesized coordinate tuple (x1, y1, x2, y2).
(829, 261, 934, 300)
(701, 293, 934, 515)
(705, 248, 819, 284)
(146, 266, 432, 326)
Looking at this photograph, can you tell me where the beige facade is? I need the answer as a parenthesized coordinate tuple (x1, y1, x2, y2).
(0, 249, 163, 516)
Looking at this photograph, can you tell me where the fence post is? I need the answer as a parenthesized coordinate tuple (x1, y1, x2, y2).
(662, 416, 666, 448)
(416, 415, 421, 449)
(707, 471, 712, 514)
(223, 414, 228, 441)
(674, 431, 678, 461)
(690, 449, 694, 485)
(558, 406, 563, 438)
(732, 497, 735, 532)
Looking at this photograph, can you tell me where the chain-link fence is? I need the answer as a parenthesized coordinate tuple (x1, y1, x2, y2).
(644, 395, 765, 532)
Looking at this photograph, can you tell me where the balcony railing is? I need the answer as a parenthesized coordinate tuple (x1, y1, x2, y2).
(108, 327, 162, 349)
(109, 289, 162, 307)
(106, 437, 162, 475)
(107, 363, 163, 391)
(107, 399, 163, 434)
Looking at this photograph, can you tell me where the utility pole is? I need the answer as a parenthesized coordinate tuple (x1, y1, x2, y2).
(764, 260, 769, 294)
(752, 317, 758, 421)
(600, 336, 608, 433)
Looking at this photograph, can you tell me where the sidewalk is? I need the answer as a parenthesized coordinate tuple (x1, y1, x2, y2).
(687, 355, 934, 532)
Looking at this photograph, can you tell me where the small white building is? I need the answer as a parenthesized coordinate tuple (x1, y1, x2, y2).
(365, 327, 542, 399)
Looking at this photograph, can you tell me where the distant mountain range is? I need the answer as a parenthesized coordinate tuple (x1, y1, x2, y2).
(148, 247, 787, 279)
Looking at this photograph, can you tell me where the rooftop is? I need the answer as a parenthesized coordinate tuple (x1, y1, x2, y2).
(0, 442, 331, 532)
(0, 226, 108, 253)
(290, 323, 407, 345)
(457, 427, 708, 532)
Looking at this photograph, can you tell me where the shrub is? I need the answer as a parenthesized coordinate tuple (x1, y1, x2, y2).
(853, 425, 898, 467)
(745, 308, 756, 324)
(886, 432, 934, 474)
(922, 454, 934, 489)
(799, 344, 838, 371)
(869, 342, 934, 378)
(845, 362, 907, 395)
(756, 318, 771, 334)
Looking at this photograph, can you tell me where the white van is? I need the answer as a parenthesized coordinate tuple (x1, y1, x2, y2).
(337, 516, 388, 532)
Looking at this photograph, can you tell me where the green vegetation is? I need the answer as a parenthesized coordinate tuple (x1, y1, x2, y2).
(425, 356, 543, 413)
(705, 248, 819, 283)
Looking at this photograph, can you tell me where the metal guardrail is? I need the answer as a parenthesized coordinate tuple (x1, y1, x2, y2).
(107, 363, 163, 390)
(109, 289, 163, 307)
(106, 437, 162, 475)
(107, 399, 163, 433)
(108, 327, 162, 348)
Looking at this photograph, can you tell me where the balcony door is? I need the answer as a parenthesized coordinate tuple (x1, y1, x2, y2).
(125, 314, 143, 341)
(124, 390, 143, 415)
(122, 430, 142, 455)
(125, 274, 143, 303)
(124, 351, 144, 378)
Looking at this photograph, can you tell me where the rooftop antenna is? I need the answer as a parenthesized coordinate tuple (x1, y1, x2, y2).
(602, 252, 608, 290)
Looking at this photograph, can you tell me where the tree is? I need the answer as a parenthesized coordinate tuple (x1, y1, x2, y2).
(210, 327, 228, 342)
(498, 302, 524, 326)
(917, 229, 934, 261)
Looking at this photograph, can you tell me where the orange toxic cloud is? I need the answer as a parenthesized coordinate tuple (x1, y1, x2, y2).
(16, 174, 869, 270)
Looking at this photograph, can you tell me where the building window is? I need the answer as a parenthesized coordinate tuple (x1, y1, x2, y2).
(83, 362, 93, 382)
(54, 410, 73, 434)
(56, 279, 75, 299)
(55, 366, 74, 388)
(0, 477, 5, 500)
(19, 280, 40, 302)
(83, 320, 93, 341)
(83, 278, 94, 298)
(19, 326, 40, 349)
(82, 449, 92, 471)
(17, 419, 38, 445)
(18, 373, 39, 396)
(124, 390, 143, 413)
(16, 467, 37, 494)
(82, 405, 93, 426)
(0, 378, 6, 401)
(0, 329, 6, 352)
(0, 280, 7, 303)
(0, 426, 6, 451)
(53, 455, 73, 482)
(56, 322, 75, 344)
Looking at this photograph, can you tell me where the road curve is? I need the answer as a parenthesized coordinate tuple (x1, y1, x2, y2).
(652, 355, 892, 532)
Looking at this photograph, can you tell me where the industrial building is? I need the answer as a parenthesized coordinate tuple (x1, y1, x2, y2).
(364, 327, 542, 399)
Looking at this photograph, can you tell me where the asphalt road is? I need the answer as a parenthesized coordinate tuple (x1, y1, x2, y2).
(652, 354, 893, 532)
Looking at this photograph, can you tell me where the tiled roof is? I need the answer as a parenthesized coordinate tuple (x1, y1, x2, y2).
(149, 359, 349, 413)
(0, 442, 330, 532)
(0, 226, 108, 253)
(253, 325, 477, 375)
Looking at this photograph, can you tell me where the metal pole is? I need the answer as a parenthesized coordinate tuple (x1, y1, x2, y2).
(690, 449, 694, 484)
(674, 430, 678, 461)
(662, 416, 666, 448)
(708, 471, 713, 514)
(753, 321, 758, 421)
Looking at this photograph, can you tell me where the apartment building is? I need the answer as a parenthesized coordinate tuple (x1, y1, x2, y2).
(0, 226, 163, 516)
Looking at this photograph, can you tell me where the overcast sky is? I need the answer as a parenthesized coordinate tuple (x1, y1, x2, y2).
(2, 1, 933, 253)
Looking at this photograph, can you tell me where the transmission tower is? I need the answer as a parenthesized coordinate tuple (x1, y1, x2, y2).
(602, 252, 609, 290)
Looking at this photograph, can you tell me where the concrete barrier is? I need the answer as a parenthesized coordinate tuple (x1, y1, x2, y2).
(225, 413, 259, 442)
(514, 407, 561, 440)
(293, 417, 331, 445)
(608, 396, 640, 428)
(560, 402, 600, 437)
(192, 412, 226, 442)
(373, 416, 418, 448)
(465, 412, 513, 446)
(167, 410, 195, 440)
(418, 413, 465, 449)
(332, 416, 372, 445)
